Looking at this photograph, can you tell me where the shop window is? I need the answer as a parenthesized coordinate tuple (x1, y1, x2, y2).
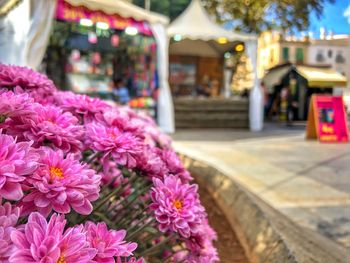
(328, 50, 333, 58)
(335, 52, 345, 63)
(282, 47, 289, 62)
(296, 48, 304, 63)
(316, 51, 325, 62)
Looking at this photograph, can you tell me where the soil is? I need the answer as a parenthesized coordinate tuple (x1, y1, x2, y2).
(196, 179, 249, 263)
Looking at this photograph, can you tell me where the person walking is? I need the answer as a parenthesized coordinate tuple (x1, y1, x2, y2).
(285, 86, 294, 126)
(112, 78, 130, 105)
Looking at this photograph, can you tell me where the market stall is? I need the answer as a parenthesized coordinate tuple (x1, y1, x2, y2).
(167, 0, 262, 131)
(43, 0, 169, 122)
(0, 0, 174, 133)
(263, 63, 347, 120)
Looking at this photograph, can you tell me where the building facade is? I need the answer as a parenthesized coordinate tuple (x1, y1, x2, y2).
(307, 36, 350, 89)
(257, 31, 309, 78)
(258, 32, 350, 88)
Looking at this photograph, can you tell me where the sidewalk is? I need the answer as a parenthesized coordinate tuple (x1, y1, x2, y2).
(172, 126, 350, 249)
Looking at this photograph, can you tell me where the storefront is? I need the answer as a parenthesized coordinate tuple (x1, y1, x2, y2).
(166, 0, 262, 130)
(43, 0, 166, 117)
(263, 64, 347, 121)
(0, 0, 174, 132)
(167, 0, 256, 98)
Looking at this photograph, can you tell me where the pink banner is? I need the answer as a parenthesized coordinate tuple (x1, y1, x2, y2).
(56, 0, 153, 36)
(307, 95, 349, 143)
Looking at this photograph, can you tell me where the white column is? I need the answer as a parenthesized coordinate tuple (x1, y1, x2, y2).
(0, 0, 30, 65)
(246, 39, 264, 131)
(223, 69, 232, 98)
(150, 23, 175, 133)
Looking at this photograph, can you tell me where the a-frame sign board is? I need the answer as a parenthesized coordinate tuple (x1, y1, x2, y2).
(306, 95, 349, 143)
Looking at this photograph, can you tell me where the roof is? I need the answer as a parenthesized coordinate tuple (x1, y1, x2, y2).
(263, 65, 291, 91)
(167, 0, 255, 42)
(296, 66, 347, 88)
(263, 64, 347, 88)
(64, 0, 169, 25)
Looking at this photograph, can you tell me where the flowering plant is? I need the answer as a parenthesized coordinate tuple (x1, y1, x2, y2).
(0, 64, 219, 263)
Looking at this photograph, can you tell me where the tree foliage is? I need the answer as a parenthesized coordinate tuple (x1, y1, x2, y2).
(202, 0, 335, 34)
(133, 0, 334, 34)
(132, 0, 191, 21)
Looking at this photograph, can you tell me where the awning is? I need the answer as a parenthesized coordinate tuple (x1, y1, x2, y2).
(296, 66, 347, 88)
(263, 65, 290, 92)
(64, 0, 169, 25)
(167, 0, 256, 57)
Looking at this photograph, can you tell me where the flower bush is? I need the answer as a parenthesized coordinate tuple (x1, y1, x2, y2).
(0, 63, 219, 263)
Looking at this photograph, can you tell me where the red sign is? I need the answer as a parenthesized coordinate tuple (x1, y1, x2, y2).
(306, 95, 349, 142)
(55, 0, 153, 36)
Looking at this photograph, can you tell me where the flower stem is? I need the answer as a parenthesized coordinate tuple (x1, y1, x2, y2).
(77, 182, 125, 224)
(116, 203, 150, 228)
(86, 152, 101, 164)
(138, 235, 174, 257)
(110, 179, 149, 220)
(126, 218, 155, 240)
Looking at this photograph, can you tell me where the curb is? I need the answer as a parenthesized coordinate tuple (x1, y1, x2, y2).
(179, 154, 350, 263)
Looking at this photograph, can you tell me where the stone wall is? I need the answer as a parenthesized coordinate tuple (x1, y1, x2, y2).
(179, 154, 350, 263)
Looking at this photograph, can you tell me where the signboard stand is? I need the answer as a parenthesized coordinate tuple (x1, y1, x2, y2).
(306, 95, 349, 143)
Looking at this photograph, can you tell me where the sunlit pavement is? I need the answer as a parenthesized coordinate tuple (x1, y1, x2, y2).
(172, 123, 350, 249)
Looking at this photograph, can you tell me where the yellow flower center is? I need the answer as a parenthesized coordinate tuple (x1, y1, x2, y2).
(57, 256, 66, 263)
(47, 118, 55, 124)
(109, 132, 117, 140)
(173, 199, 183, 210)
(50, 167, 64, 180)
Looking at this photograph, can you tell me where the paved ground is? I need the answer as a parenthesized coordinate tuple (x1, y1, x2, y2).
(172, 123, 350, 249)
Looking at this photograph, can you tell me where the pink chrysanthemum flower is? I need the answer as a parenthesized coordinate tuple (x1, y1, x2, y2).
(0, 63, 56, 104)
(136, 146, 168, 179)
(56, 91, 111, 123)
(184, 220, 219, 263)
(58, 224, 97, 263)
(143, 122, 171, 147)
(10, 212, 65, 262)
(0, 132, 39, 200)
(150, 175, 206, 238)
(86, 122, 143, 168)
(85, 221, 138, 262)
(160, 149, 193, 182)
(100, 160, 123, 186)
(0, 200, 20, 262)
(120, 109, 171, 148)
(10, 212, 96, 263)
(0, 88, 36, 124)
(21, 148, 100, 216)
(98, 109, 144, 138)
(7, 104, 84, 153)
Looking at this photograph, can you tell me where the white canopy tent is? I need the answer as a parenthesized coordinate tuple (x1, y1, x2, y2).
(167, 0, 263, 131)
(0, 0, 175, 133)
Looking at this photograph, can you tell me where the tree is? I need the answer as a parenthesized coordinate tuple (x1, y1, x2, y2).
(132, 0, 191, 21)
(201, 0, 335, 34)
(133, 0, 333, 34)
(231, 54, 253, 93)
